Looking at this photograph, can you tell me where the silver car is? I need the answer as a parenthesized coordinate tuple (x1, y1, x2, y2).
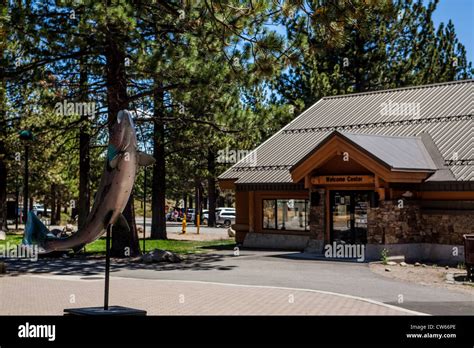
(216, 211, 235, 227)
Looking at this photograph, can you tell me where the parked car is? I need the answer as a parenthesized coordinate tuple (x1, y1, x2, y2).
(201, 208, 235, 225)
(217, 207, 235, 213)
(216, 210, 236, 227)
(186, 208, 195, 222)
(200, 210, 209, 225)
(34, 204, 52, 218)
(17, 204, 52, 219)
(202, 209, 223, 225)
(166, 208, 183, 222)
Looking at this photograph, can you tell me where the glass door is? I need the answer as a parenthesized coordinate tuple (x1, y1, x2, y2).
(353, 192, 369, 244)
(331, 192, 352, 243)
(330, 191, 369, 244)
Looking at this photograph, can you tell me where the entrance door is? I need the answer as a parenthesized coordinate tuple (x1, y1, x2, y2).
(330, 191, 369, 244)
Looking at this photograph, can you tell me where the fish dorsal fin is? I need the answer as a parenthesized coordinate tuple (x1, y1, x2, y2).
(137, 152, 156, 166)
(23, 211, 51, 246)
(115, 213, 130, 233)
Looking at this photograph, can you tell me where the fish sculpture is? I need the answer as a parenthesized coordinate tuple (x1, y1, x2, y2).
(22, 110, 155, 253)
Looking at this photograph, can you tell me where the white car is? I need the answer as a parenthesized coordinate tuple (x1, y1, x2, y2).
(216, 211, 236, 227)
(33, 204, 52, 218)
(201, 207, 235, 225)
(217, 207, 235, 213)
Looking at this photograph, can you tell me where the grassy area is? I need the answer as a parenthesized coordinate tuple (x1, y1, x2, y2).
(85, 238, 235, 255)
(0, 234, 23, 246)
(1, 233, 235, 256)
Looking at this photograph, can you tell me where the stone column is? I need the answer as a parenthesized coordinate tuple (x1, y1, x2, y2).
(305, 187, 326, 253)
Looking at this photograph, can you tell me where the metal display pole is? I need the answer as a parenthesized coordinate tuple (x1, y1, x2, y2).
(15, 176, 19, 230)
(143, 168, 146, 253)
(104, 224, 112, 310)
(23, 144, 29, 223)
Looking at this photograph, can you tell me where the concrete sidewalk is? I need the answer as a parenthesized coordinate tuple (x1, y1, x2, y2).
(0, 275, 423, 315)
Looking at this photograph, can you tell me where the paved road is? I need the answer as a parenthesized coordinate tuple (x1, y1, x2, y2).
(4, 249, 473, 315)
(112, 249, 473, 315)
(8, 220, 229, 240)
(136, 219, 231, 237)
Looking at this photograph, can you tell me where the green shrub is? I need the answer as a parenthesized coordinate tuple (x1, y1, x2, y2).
(381, 248, 389, 265)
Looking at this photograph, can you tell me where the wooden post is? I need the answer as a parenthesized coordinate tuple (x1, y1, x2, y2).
(304, 175, 311, 189)
(248, 191, 254, 233)
(375, 175, 385, 201)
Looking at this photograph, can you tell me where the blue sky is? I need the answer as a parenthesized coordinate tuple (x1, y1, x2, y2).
(270, 1, 473, 65)
(429, 0, 473, 63)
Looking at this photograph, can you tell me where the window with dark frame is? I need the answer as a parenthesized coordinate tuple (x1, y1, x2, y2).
(262, 199, 309, 231)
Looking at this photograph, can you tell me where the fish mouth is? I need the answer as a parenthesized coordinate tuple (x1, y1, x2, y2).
(112, 110, 136, 151)
(117, 111, 126, 124)
(117, 110, 135, 127)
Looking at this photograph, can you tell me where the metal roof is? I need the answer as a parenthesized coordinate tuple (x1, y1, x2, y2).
(219, 80, 474, 183)
(339, 132, 438, 171)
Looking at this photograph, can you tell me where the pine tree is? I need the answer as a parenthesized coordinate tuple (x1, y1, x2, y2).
(274, 0, 473, 113)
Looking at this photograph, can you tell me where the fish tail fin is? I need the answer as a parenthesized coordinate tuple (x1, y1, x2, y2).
(22, 211, 52, 248)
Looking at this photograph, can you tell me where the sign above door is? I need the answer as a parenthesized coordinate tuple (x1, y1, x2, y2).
(311, 175, 374, 185)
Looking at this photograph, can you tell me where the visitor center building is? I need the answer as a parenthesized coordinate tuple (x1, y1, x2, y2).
(218, 80, 474, 263)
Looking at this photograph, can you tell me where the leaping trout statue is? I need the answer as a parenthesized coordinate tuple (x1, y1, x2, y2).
(22, 110, 155, 254)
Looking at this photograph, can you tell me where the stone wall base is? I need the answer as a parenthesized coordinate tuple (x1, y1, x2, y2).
(304, 239, 324, 254)
(234, 230, 247, 244)
(243, 233, 310, 250)
(366, 243, 464, 265)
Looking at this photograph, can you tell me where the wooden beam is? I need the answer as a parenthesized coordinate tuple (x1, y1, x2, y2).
(376, 188, 386, 201)
(304, 174, 311, 189)
(374, 175, 381, 188)
(248, 191, 255, 233)
(420, 191, 474, 200)
(218, 179, 236, 190)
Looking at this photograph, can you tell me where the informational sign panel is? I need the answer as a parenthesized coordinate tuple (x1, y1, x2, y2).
(311, 175, 374, 185)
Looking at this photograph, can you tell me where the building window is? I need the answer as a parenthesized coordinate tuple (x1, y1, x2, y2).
(263, 200, 276, 229)
(263, 199, 309, 231)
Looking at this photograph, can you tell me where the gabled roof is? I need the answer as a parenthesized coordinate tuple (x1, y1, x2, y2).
(291, 131, 438, 173)
(339, 132, 438, 171)
(219, 80, 474, 184)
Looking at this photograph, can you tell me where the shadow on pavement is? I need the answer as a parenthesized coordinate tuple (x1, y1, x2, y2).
(2, 252, 238, 276)
(386, 301, 474, 316)
(270, 252, 370, 263)
(200, 244, 236, 251)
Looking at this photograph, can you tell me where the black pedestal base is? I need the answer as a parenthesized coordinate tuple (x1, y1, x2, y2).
(64, 306, 147, 316)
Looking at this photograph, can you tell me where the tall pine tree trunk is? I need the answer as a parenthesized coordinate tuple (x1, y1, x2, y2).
(194, 178, 203, 224)
(207, 150, 216, 227)
(50, 184, 57, 225)
(55, 188, 61, 224)
(0, 0, 8, 232)
(111, 195, 140, 257)
(78, 57, 90, 230)
(105, 22, 140, 257)
(0, 85, 6, 232)
(151, 85, 167, 239)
